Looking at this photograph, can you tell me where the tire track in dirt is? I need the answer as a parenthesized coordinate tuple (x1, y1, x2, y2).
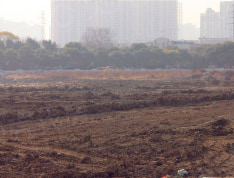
(0, 138, 107, 171)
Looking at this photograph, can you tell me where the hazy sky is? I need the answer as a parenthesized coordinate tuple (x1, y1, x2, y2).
(0, 0, 224, 27)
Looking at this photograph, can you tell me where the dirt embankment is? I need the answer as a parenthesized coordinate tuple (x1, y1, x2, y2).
(0, 88, 233, 125)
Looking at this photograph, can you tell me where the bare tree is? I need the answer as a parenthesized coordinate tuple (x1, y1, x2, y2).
(82, 28, 114, 48)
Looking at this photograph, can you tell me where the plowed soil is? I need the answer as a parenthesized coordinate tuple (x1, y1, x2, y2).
(0, 70, 233, 177)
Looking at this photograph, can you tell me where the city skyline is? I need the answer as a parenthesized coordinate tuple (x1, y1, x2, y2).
(0, 0, 222, 27)
(51, 0, 179, 46)
(200, 1, 234, 40)
(0, 0, 231, 41)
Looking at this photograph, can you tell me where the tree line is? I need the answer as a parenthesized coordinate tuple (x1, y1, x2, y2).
(0, 38, 233, 70)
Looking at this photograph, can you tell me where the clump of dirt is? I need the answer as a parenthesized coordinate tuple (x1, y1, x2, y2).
(47, 151, 58, 157)
(83, 91, 99, 99)
(32, 110, 49, 119)
(80, 156, 91, 164)
(225, 143, 234, 153)
(23, 153, 40, 163)
(211, 118, 230, 129)
(209, 118, 233, 136)
(188, 118, 233, 137)
(31, 106, 69, 120)
(101, 91, 120, 99)
(47, 172, 77, 178)
(0, 112, 20, 124)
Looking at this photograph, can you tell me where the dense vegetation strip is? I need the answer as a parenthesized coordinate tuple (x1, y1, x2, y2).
(0, 39, 234, 70)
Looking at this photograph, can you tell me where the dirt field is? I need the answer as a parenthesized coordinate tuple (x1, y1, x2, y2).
(0, 70, 233, 178)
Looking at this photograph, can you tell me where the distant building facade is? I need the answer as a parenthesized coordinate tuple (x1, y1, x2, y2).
(149, 37, 171, 48)
(199, 37, 232, 44)
(181, 23, 199, 40)
(200, 8, 221, 38)
(220, 1, 233, 39)
(200, 1, 234, 41)
(51, 0, 179, 46)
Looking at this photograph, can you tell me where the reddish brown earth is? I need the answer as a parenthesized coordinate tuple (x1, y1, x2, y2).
(0, 70, 233, 177)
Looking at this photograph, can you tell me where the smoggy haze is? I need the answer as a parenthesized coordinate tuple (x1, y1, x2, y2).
(0, 0, 221, 27)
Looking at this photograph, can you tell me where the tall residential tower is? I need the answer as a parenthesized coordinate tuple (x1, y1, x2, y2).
(200, 1, 234, 40)
(51, 0, 179, 46)
(220, 1, 234, 39)
(200, 8, 221, 38)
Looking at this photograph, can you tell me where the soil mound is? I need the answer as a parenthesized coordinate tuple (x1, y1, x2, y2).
(83, 91, 98, 99)
(211, 118, 230, 129)
(101, 91, 120, 99)
(209, 118, 233, 136)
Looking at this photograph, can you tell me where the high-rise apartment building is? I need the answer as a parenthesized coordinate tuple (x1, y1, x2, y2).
(200, 1, 234, 40)
(220, 1, 234, 39)
(158, 0, 178, 40)
(177, 2, 183, 39)
(200, 8, 220, 38)
(51, 0, 179, 46)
